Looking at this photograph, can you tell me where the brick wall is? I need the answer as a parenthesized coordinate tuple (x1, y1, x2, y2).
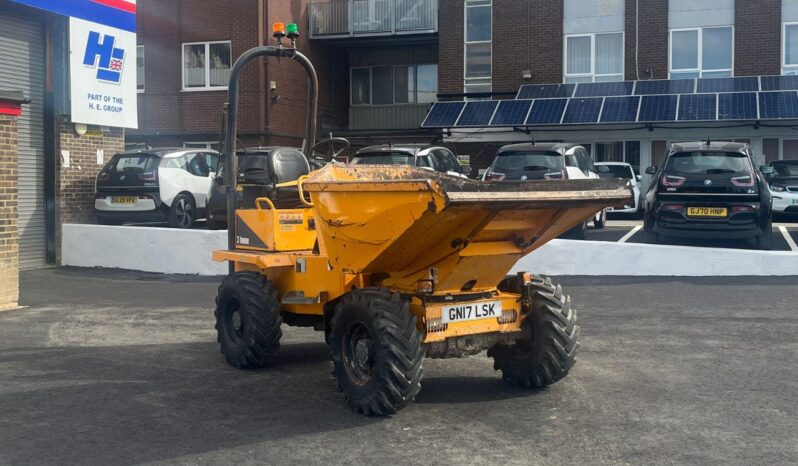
(625, 0, 669, 80)
(735, 0, 781, 76)
(55, 118, 125, 261)
(0, 115, 18, 310)
(438, 0, 464, 94)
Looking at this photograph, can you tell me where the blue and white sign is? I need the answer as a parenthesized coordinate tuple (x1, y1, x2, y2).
(70, 16, 138, 128)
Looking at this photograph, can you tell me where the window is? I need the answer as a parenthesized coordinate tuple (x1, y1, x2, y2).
(350, 64, 438, 105)
(464, 0, 492, 94)
(564, 33, 623, 83)
(182, 41, 232, 91)
(784, 23, 798, 75)
(136, 45, 144, 92)
(670, 27, 733, 78)
(595, 141, 641, 173)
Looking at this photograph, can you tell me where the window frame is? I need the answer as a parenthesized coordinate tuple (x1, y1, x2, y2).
(783, 22, 798, 75)
(136, 45, 144, 93)
(349, 64, 438, 106)
(669, 26, 734, 78)
(182, 141, 218, 150)
(181, 40, 232, 92)
(464, 0, 492, 94)
(563, 32, 625, 83)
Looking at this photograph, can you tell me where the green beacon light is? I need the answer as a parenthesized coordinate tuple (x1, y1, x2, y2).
(287, 23, 299, 39)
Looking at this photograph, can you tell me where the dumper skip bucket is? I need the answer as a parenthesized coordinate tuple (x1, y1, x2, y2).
(302, 165, 632, 292)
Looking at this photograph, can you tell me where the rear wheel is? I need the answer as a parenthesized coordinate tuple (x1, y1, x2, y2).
(206, 217, 226, 230)
(330, 288, 424, 416)
(215, 272, 283, 369)
(168, 193, 196, 229)
(756, 219, 773, 250)
(489, 275, 579, 388)
(643, 213, 660, 243)
(593, 209, 606, 229)
(563, 221, 587, 240)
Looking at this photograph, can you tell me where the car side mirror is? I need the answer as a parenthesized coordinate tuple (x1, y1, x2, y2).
(461, 165, 472, 176)
(636, 174, 642, 182)
(596, 165, 610, 173)
(645, 166, 657, 175)
(760, 165, 774, 176)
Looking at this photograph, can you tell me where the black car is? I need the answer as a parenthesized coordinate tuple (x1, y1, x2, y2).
(206, 146, 310, 229)
(349, 144, 470, 178)
(643, 141, 772, 249)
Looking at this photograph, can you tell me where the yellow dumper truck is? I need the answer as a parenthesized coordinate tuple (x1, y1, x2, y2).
(212, 24, 632, 415)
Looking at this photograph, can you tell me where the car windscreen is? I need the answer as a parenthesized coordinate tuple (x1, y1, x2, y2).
(665, 151, 752, 175)
(771, 161, 798, 177)
(598, 165, 634, 180)
(350, 151, 414, 165)
(492, 151, 564, 172)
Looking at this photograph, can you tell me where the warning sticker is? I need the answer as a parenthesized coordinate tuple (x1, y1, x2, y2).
(278, 213, 303, 225)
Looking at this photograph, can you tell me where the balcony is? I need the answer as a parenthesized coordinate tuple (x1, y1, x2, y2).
(309, 0, 438, 39)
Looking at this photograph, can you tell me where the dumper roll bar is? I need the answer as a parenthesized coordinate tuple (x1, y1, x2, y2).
(223, 46, 318, 267)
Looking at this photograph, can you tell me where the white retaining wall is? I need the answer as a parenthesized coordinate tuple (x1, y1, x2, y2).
(62, 224, 798, 276)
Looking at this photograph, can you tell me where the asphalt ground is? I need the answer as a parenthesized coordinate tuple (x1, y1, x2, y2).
(1, 268, 796, 465)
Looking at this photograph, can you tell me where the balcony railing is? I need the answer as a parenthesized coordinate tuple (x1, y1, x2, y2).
(309, 0, 438, 39)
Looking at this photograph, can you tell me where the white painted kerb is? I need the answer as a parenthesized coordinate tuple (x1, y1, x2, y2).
(62, 225, 798, 277)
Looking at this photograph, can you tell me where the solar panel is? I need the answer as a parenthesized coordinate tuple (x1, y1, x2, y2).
(562, 98, 603, 124)
(600, 96, 640, 123)
(525, 99, 568, 125)
(420, 101, 465, 128)
(516, 84, 575, 99)
(678, 94, 717, 121)
(760, 75, 798, 91)
(717, 92, 758, 120)
(638, 95, 678, 122)
(490, 99, 533, 126)
(455, 100, 499, 126)
(697, 77, 759, 93)
(574, 81, 634, 97)
(634, 79, 695, 95)
(758, 91, 798, 119)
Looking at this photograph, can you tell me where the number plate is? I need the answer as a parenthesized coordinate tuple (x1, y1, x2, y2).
(112, 196, 137, 205)
(441, 300, 502, 324)
(687, 207, 727, 217)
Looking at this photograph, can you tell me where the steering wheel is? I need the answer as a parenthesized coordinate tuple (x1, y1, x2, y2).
(310, 137, 350, 164)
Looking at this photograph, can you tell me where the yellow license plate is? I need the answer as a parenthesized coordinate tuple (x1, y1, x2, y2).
(687, 207, 727, 217)
(112, 196, 137, 205)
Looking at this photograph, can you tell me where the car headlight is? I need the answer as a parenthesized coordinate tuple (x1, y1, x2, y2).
(769, 184, 785, 192)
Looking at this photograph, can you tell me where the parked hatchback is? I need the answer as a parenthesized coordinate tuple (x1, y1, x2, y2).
(643, 141, 772, 249)
(483, 143, 608, 236)
(596, 161, 642, 217)
(349, 144, 470, 178)
(95, 148, 218, 228)
(764, 159, 798, 214)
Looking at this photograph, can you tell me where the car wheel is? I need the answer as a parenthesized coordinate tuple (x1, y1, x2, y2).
(167, 193, 196, 229)
(206, 217, 226, 230)
(562, 221, 587, 240)
(755, 219, 773, 250)
(643, 214, 660, 243)
(593, 209, 606, 229)
(97, 216, 124, 226)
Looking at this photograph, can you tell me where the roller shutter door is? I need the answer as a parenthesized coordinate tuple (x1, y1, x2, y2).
(0, 12, 46, 269)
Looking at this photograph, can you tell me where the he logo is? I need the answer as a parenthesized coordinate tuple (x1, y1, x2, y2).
(83, 31, 125, 84)
(704, 179, 713, 186)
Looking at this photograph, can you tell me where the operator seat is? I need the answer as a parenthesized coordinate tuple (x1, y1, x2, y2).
(269, 147, 311, 208)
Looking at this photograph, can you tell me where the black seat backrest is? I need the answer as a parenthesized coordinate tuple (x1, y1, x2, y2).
(270, 148, 310, 184)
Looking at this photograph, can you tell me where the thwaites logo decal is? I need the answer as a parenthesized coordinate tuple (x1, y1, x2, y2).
(83, 31, 125, 84)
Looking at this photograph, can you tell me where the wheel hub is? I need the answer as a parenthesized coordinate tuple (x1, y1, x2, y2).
(343, 323, 374, 385)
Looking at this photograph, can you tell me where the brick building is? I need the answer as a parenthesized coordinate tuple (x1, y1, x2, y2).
(0, 1, 127, 309)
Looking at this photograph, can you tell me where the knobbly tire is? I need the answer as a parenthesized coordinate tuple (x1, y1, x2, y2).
(489, 275, 580, 388)
(215, 272, 283, 369)
(330, 288, 424, 416)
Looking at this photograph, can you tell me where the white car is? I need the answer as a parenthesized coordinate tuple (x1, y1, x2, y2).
(765, 160, 798, 214)
(95, 148, 219, 228)
(596, 161, 642, 216)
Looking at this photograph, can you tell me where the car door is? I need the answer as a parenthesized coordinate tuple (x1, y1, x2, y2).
(185, 152, 213, 208)
(563, 147, 585, 179)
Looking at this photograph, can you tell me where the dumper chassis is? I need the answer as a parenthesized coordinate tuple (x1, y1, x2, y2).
(211, 25, 631, 415)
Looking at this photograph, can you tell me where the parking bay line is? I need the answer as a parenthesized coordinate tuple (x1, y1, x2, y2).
(618, 225, 642, 243)
(778, 226, 798, 252)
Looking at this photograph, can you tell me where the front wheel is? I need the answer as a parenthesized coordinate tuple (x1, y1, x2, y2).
(330, 288, 424, 416)
(489, 276, 579, 388)
(215, 272, 283, 369)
